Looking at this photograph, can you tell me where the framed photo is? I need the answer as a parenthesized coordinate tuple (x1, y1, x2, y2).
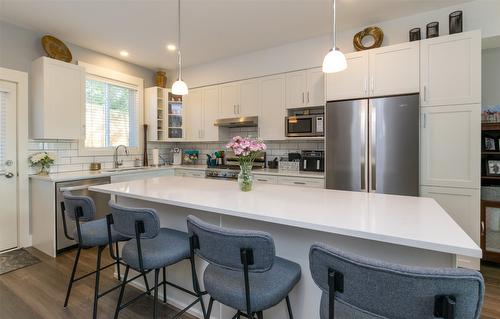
(487, 160, 500, 176)
(484, 136, 497, 151)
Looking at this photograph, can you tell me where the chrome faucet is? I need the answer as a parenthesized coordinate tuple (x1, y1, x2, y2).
(113, 145, 129, 168)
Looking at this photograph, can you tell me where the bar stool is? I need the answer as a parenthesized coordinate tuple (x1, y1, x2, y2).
(309, 242, 485, 319)
(61, 192, 133, 319)
(186, 215, 301, 319)
(107, 201, 207, 319)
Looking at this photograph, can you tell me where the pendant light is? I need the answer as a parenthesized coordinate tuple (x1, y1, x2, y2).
(172, 0, 188, 95)
(322, 0, 347, 73)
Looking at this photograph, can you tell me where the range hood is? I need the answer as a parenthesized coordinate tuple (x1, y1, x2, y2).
(214, 116, 258, 128)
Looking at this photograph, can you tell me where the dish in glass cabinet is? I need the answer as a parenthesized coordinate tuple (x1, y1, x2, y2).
(41, 35, 72, 63)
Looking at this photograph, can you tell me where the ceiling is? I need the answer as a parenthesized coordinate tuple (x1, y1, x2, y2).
(0, 0, 470, 70)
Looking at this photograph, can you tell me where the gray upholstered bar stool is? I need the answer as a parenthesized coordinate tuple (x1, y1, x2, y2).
(61, 192, 131, 319)
(309, 243, 485, 319)
(186, 215, 301, 319)
(107, 201, 207, 319)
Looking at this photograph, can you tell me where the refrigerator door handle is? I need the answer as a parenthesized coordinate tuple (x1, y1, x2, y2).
(360, 102, 368, 191)
(370, 104, 377, 192)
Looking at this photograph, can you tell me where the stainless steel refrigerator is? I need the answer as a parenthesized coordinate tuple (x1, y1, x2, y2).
(325, 94, 419, 196)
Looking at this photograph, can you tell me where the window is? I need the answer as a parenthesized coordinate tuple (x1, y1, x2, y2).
(78, 61, 143, 154)
(85, 77, 138, 148)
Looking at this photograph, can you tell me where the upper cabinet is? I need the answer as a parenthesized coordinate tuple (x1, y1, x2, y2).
(31, 57, 85, 139)
(420, 30, 481, 107)
(184, 88, 203, 141)
(369, 42, 420, 97)
(239, 79, 261, 117)
(285, 67, 324, 108)
(220, 83, 240, 118)
(145, 87, 184, 141)
(260, 75, 285, 140)
(202, 86, 220, 141)
(326, 43, 420, 101)
(326, 52, 369, 101)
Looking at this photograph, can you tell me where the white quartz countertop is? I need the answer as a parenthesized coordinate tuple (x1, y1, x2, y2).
(89, 176, 481, 258)
(29, 165, 324, 182)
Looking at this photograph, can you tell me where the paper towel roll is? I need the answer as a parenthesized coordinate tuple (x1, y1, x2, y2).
(152, 148, 159, 166)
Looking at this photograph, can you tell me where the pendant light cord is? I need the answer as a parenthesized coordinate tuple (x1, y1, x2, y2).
(332, 0, 336, 50)
(177, 0, 182, 80)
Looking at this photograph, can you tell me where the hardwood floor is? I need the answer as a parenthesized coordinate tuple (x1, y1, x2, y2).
(0, 247, 194, 319)
(1, 247, 499, 318)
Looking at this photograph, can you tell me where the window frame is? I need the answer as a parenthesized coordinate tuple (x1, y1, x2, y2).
(77, 61, 144, 156)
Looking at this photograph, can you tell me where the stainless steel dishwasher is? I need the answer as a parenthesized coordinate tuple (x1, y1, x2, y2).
(55, 177, 111, 254)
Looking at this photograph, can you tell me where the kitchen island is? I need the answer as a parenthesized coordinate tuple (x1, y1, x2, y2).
(90, 176, 481, 319)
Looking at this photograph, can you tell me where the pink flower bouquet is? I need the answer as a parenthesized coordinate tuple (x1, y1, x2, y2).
(226, 136, 266, 191)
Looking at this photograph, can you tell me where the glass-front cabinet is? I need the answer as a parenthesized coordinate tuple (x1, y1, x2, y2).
(145, 87, 184, 141)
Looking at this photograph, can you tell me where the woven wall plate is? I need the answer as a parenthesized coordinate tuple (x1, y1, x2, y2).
(353, 27, 384, 51)
(41, 35, 72, 62)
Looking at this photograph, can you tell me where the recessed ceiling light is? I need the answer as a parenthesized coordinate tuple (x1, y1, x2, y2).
(120, 50, 129, 57)
(167, 44, 176, 51)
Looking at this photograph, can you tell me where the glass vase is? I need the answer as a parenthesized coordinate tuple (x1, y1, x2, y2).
(38, 165, 50, 175)
(238, 162, 254, 192)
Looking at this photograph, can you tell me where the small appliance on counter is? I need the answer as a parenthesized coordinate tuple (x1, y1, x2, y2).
(172, 148, 182, 165)
(300, 150, 324, 172)
(285, 107, 324, 137)
(183, 150, 199, 165)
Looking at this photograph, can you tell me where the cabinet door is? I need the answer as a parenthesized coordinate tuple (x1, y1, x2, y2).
(220, 83, 240, 118)
(285, 70, 306, 109)
(239, 79, 261, 117)
(420, 104, 480, 188)
(202, 86, 220, 141)
(306, 67, 325, 107)
(325, 51, 369, 101)
(420, 30, 481, 106)
(260, 75, 285, 140)
(369, 42, 419, 96)
(420, 186, 480, 244)
(45, 59, 85, 139)
(184, 88, 203, 141)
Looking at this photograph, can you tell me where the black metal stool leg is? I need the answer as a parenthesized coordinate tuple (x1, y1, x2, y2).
(205, 297, 214, 319)
(114, 265, 129, 319)
(162, 267, 167, 303)
(92, 245, 105, 319)
(153, 269, 160, 319)
(64, 247, 81, 307)
(142, 271, 151, 295)
(115, 242, 121, 281)
(257, 311, 263, 319)
(285, 295, 294, 319)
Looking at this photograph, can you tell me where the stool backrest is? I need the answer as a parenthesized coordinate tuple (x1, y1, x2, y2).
(62, 192, 96, 221)
(309, 243, 484, 319)
(187, 215, 275, 272)
(109, 201, 160, 239)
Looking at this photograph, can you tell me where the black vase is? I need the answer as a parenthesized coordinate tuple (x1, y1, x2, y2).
(449, 11, 463, 34)
(426, 22, 439, 38)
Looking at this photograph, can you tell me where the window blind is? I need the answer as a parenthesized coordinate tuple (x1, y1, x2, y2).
(85, 77, 138, 148)
(0, 92, 6, 172)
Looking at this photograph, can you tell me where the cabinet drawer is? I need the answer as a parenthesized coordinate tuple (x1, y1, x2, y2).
(175, 169, 205, 178)
(277, 176, 324, 188)
(254, 174, 278, 184)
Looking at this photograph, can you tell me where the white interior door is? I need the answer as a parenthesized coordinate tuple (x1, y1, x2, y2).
(0, 80, 18, 252)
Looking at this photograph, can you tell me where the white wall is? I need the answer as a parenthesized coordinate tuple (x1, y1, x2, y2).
(482, 47, 500, 107)
(179, 0, 500, 88)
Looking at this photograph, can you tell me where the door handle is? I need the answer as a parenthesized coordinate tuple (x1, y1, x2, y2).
(302, 92, 305, 104)
(0, 171, 14, 178)
(370, 104, 376, 192)
(233, 104, 236, 115)
(360, 162, 366, 191)
(371, 77, 375, 94)
(481, 221, 485, 235)
(363, 77, 368, 95)
(423, 86, 427, 102)
(307, 91, 310, 104)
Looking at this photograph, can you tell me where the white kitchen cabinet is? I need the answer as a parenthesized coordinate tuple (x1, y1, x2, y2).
(326, 52, 369, 101)
(420, 30, 481, 107)
(31, 57, 85, 139)
(420, 104, 480, 189)
(111, 169, 174, 183)
(260, 75, 286, 140)
(285, 68, 324, 108)
(277, 176, 325, 188)
(202, 86, 220, 141)
(184, 88, 203, 141)
(220, 83, 240, 118)
(369, 42, 420, 96)
(253, 174, 278, 184)
(239, 79, 261, 117)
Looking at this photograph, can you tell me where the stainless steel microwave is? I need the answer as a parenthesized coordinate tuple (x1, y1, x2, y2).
(285, 114, 324, 137)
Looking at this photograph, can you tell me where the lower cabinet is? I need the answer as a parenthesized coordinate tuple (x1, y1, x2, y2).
(420, 186, 480, 269)
(278, 176, 325, 188)
(253, 174, 278, 184)
(174, 169, 205, 178)
(111, 169, 174, 183)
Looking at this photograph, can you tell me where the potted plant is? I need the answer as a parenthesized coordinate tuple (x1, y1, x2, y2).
(29, 152, 55, 175)
(226, 136, 266, 191)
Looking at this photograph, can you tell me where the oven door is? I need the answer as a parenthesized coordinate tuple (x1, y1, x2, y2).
(286, 116, 315, 137)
